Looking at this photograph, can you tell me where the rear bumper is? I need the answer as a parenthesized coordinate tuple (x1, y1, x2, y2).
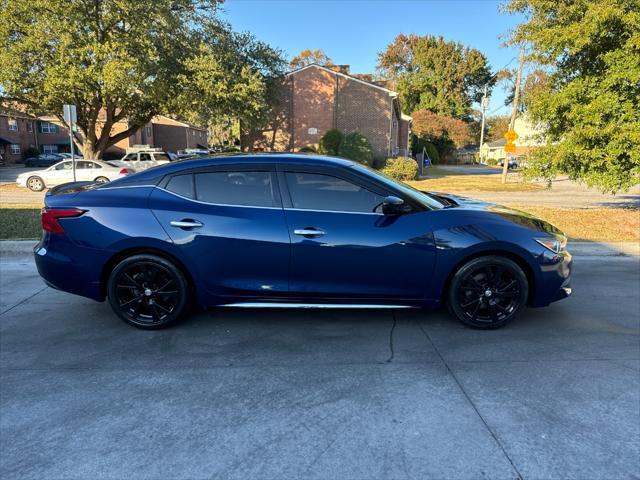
(34, 237, 106, 301)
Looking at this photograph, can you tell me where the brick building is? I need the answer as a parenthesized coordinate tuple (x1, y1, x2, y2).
(242, 64, 411, 159)
(0, 107, 207, 164)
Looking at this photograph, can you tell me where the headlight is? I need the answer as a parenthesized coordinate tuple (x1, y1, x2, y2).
(535, 235, 567, 254)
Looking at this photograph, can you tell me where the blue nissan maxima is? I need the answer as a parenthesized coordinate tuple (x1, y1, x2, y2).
(34, 154, 572, 330)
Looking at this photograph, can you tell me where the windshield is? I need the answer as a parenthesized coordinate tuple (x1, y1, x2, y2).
(350, 163, 445, 210)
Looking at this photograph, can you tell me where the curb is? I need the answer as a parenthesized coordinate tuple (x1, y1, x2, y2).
(1, 239, 638, 258)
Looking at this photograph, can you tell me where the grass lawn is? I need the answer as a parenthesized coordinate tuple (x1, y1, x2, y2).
(505, 205, 640, 243)
(408, 166, 543, 193)
(0, 208, 42, 240)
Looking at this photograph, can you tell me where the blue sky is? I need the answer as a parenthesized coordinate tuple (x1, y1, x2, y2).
(221, 0, 525, 116)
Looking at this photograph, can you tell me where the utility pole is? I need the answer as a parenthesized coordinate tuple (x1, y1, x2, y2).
(502, 48, 525, 184)
(479, 83, 488, 164)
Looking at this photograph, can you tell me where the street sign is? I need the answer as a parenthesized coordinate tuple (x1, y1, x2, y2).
(504, 129, 518, 143)
(63, 104, 77, 125)
(504, 142, 517, 154)
(63, 105, 78, 182)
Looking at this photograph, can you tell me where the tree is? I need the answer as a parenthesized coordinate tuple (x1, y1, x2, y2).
(0, 0, 284, 159)
(338, 132, 374, 166)
(487, 116, 511, 142)
(412, 110, 473, 155)
(505, 0, 640, 193)
(318, 128, 344, 155)
(377, 34, 494, 118)
(289, 49, 333, 70)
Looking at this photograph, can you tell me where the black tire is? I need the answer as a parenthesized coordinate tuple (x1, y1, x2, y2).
(107, 254, 190, 329)
(26, 176, 45, 192)
(447, 255, 528, 329)
(94, 176, 109, 183)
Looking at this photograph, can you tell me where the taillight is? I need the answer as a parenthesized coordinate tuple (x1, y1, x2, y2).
(119, 168, 129, 174)
(41, 208, 85, 234)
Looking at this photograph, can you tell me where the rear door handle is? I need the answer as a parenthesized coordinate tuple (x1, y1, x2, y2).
(294, 228, 326, 237)
(170, 220, 203, 229)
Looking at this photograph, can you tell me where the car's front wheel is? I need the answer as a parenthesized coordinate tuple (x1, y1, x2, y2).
(94, 176, 109, 183)
(26, 176, 45, 192)
(107, 254, 191, 329)
(447, 256, 528, 329)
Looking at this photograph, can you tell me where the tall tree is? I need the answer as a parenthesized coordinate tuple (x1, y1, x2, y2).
(506, 0, 640, 192)
(289, 49, 333, 70)
(487, 116, 511, 142)
(0, 0, 284, 159)
(377, 34, 494, 118)
(412, 109, 474, 154)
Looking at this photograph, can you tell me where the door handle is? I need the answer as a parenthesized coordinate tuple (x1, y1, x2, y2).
(170, 219, 203, 229)
(294, 228, 326, 237)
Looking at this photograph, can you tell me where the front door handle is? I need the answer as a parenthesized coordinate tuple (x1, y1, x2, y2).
(170, 219, 203, 229)
(294, 228, 326, 237)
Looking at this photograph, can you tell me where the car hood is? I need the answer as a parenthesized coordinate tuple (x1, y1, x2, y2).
(426, 191, 564, 237)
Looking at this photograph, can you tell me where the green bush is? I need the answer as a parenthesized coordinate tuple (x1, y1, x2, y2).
(298, 145, 317, 153)
(381, 157, 418, 181)
(486, 157, 498, 166)
(318, 129, 344, 155)
(410, 135, 440, 164)
(338, 131, 374, 166)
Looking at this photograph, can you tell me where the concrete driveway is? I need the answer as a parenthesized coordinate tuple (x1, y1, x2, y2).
(1, 255, 639, 479)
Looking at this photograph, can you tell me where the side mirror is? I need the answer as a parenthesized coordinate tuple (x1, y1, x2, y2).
(382, 195, 406, 215)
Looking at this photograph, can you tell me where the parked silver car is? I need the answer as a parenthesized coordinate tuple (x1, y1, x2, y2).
(17, 160, 129, 191)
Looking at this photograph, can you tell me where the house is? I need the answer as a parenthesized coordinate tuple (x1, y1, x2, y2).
(480, 115, 547, 163)
(0, 107, 208, 163)
(241, 64, 411, 159)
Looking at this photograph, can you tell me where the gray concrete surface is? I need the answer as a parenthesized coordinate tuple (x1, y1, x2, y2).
(1, 255, 639, 479)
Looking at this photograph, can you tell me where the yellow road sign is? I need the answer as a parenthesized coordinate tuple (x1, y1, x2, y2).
(504, 129, 519, 142)
(504, 142, 517, 154)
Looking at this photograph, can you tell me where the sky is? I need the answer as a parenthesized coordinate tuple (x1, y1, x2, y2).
(220, 0, 525, 116)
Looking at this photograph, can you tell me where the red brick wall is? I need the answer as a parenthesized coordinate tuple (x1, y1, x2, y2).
(335, 76, 392, 159)
(0, 116, 40, 163)
(291, 66, 336, 149)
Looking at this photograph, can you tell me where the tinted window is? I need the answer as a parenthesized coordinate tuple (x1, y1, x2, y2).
(166, 174, 194, 199)
(154, 153, 171, 162)
(285, 172, 385, 213)
(139, 153, 152, 161)
(77, 161, 93, 169)
(55, 161, 72, 170)
(195, 171, 274, 207)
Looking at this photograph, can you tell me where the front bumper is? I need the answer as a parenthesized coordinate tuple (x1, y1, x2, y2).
(532, 248, 572, 307)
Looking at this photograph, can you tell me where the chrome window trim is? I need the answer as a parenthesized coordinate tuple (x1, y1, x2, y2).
(284, 207, 384, 216)
(155, 186, 283, 210)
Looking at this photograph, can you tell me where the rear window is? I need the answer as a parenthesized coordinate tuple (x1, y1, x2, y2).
(165, 174, 194, 198)
(154, 153, 171, 162)
(194, 171, 274, 207)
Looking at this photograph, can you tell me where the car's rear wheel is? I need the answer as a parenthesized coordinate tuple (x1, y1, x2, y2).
(27, 176, 45, 192)
(107, 254, 190, 329)
(447, 256, 528, 329)
(94, 176, 109, 183)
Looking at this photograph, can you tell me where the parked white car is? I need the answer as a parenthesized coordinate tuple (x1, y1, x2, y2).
(17, 160, 128, 192)
(110, 149, 172, 172)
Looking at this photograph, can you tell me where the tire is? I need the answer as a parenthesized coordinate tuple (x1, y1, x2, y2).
(447, 255, 528, 329)
(107, 254, 191, 330)
(26, 176, 45, 192)
(94, 176, 109, 183)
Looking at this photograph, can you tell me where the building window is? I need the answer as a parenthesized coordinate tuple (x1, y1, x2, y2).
(10, 144, 21, 155)
(40, 122, 58, 133)
(42, 145, 58, 154)
(8, 118, 18, 131)
(192, 130, 196, 136)
(146, 126, 152, 137)
(27, 121, 33, 132)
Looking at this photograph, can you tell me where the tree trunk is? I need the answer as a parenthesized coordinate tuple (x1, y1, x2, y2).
(81, 143, 103, 160)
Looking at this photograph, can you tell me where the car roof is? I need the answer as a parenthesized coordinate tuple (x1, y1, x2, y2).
(108, 153, 356, 186)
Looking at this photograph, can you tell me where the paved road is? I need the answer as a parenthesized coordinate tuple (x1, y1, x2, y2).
(1, 255, 639, 479)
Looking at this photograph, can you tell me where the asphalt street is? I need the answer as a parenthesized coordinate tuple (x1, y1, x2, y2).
(0, 254, 639, 479)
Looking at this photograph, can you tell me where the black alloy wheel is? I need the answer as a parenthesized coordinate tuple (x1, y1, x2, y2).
(107, 254, 190, 329)
(448, 256, 528, 329)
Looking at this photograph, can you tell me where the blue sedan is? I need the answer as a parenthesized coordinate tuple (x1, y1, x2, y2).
(34, 154, 572, 330)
